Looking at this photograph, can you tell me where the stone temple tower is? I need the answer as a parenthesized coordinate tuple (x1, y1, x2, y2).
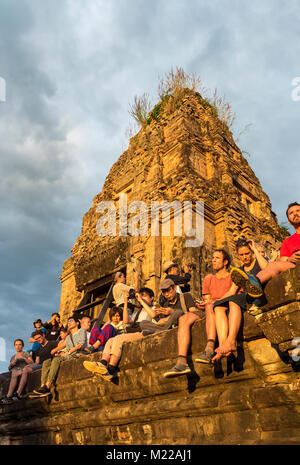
(59, 89, 285, 323)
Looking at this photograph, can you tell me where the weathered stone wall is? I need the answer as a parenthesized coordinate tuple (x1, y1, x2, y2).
(59, 90, 287, 317)
(1, 265, 299, 445)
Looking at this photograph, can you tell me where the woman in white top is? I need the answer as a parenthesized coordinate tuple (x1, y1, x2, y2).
(112, 270, 139, 309)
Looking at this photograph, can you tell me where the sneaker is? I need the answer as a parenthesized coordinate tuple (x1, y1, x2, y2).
(163, 364, 191, 378)
(195, 350, 213, 364)
(83, 360, 108, 375)
(11, 394, 23, 401)
(230, 268, 263, 298)
(33, 386, 50, 396)
(95, 371, 115, 382)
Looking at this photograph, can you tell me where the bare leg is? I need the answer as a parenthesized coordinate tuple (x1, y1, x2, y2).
(177, 312, 201, 365)
(204, 302, 216, 352)
(17, 365, 33, 395)
(257, 261, 295, 284)
(213, 303, 242, 362)
(213, 306, 228, 352)
(109, 355, 120, 367)
(220, 301, 241, 354)
(7, 370, 22, 398)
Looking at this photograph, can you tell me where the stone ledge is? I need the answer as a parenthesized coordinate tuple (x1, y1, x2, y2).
(1, 266, 300, 444)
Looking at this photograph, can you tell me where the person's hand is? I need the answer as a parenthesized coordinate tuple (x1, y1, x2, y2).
(195, 300, 206, 309)
(123, 291, 129, 302)
(246, 239, 256, 250)
(183, 265, 190, 273)
(288, 251, 300, 264)
(59, 351, 69, 357)
(55, 351, 66, 357)
(154, 307, 162, 316)
(158, 307, 173, 316)
(135, 292, 142, 303)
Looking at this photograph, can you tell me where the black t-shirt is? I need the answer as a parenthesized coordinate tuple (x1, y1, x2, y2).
(239, 259, 261, 277)
(162, 292, 196, 312)
(43, 323, 61, 341)
(35, 341, 59, 363)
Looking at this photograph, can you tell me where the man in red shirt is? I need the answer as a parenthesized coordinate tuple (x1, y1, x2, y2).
(163, 249, 239, 377)
(280, 202, 300, 261)
(230, 202, 300, 297)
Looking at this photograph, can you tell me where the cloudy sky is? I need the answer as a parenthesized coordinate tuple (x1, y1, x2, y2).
(0, 0, 299, 372)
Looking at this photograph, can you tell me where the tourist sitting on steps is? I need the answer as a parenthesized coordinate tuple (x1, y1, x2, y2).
(50, 327, 68, 357)
(112, 270, 139, 311)
(42, 312, 64, 341)
(158, 261, 194, 306)
(79, 315, 92, 345)
(230, 202, 300, 303)
(28, 319, 47, 361)
(159, 280, 201, 378)
(0, 339, 35, 404)
(33, 316, 89, 397)
(83, 288, 156, 381)
(194, 249, 240, 365)
(88, 307, 123, 352)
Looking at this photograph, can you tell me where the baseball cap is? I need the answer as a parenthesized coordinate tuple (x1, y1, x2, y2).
(159, 278, 175, 290)
(162, 261, 178, 273)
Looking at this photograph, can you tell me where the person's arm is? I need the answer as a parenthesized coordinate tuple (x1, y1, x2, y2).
(8, 356, 16, 370)
(25, 356, 34, 365)
(68, 343, 82, 355)
(135, 293, 156, 319)
(248, 240, 269, 270)
(133, 269, 139, 292)
(122, 292, 131, 324)
(51, 340, 66, 355)
(167, 273, 191, 286)
(42, 322, 52, 329)
(280, 251, 300, 263)
(195, 293, 210, 309)
(67, 329, 87, 355)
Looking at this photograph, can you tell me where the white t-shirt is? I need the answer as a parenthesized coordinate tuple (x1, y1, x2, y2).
(113, 283, 134, 306)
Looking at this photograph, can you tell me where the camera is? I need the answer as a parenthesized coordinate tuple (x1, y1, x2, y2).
(187, 263, 196, 270)
(128, 289, 136, 299)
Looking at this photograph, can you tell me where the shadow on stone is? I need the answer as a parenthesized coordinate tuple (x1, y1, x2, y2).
(226, 345, 245, 375)
(187, 360, 200, 393)
(213, 360, 224, 379)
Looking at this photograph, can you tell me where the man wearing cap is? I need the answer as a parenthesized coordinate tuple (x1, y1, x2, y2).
(159, 261, 193, 306)
(159, 279, 199, 377)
